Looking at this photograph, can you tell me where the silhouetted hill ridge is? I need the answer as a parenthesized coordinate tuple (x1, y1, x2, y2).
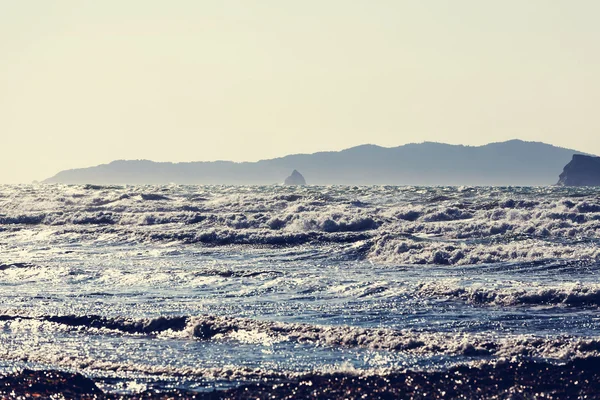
(44, 140, 591, 186)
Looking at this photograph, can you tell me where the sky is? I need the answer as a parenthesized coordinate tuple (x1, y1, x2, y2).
(1, 1, 600, 183)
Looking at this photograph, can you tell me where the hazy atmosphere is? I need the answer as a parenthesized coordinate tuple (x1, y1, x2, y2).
(2, 0, 600, 183)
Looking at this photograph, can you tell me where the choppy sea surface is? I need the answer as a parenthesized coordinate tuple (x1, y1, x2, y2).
(0, 184, 599, 395)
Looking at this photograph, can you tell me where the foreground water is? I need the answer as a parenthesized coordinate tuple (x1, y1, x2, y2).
(0, 184, 599, 396)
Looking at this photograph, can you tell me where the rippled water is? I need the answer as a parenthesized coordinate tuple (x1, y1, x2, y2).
(0, 184, 599, 394)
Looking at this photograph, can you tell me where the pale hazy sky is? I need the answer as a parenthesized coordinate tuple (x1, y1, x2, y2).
(1, 1, 600, 183)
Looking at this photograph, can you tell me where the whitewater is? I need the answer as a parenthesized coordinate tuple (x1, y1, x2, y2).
(1, 184, 600, 396)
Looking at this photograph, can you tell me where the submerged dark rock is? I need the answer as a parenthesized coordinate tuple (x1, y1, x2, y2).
(284, 170, 306, 186)
(558, 155, 600, 186)
(7, 358, 600, 399)
(0, 369, 101, 398)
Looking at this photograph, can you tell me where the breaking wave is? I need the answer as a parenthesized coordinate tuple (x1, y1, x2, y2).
(2, 185, 600, 266)
(2, 313, 600, 361)
(415, 281, 600, 307)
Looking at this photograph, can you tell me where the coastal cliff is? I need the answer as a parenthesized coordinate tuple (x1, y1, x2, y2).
(558, 155, 600, 186)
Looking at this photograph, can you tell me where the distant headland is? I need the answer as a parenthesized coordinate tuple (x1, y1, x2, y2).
(557, 154, 600, 187)
(44, 140, 592, 186)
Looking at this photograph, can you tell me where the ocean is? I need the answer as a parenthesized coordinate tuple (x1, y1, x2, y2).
(1, 184, 599, 398)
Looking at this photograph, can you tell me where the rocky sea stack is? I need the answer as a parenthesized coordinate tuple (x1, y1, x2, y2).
(558, 154, 600, 187)
(284, 170, 306, 185)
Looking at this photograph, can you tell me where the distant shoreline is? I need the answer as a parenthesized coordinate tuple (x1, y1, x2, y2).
(43, 139, 589, 186)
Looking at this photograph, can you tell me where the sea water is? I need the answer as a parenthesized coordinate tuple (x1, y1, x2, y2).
(0, 184, 599, 394)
